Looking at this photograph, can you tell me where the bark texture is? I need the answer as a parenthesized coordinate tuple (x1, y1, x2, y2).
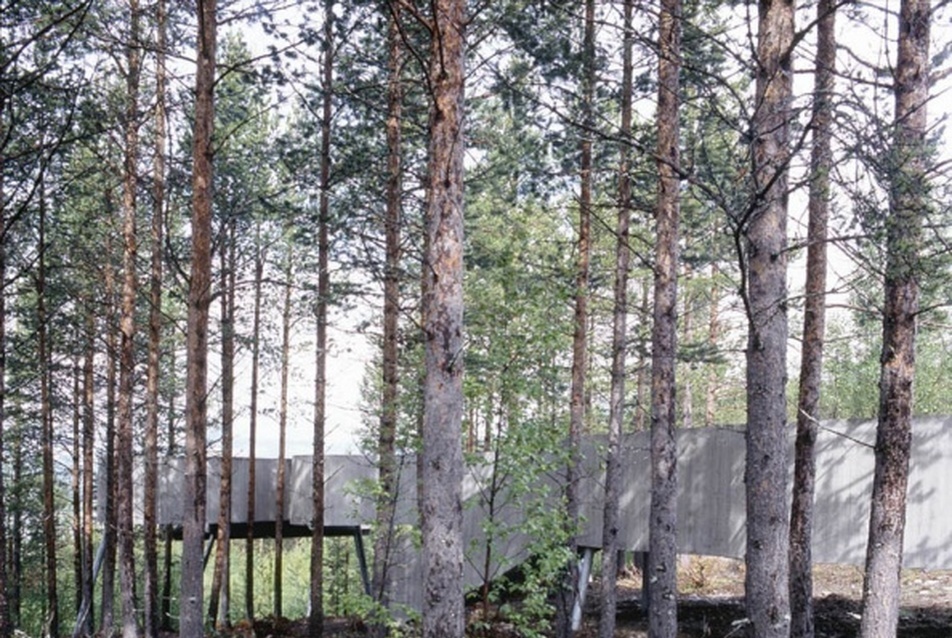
(180, 1, 216, 635)
(859, 0, 929, 635)
(245, 227, 263, 621)
(745, 0, 794, 634)
(310, 3, 333, 634)
(275, 246, 292, 618)
(597, 1, 632, 635)
(421, 1, 467, 636)
(558, 2, 594, 634)
(649, 0, 681, 632)
(789, 0, 834, 635)
(117, 2, 142, 633)
(373, 2, 403, 613)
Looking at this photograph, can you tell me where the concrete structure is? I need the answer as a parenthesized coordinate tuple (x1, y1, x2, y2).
(141, 417, 952, 612)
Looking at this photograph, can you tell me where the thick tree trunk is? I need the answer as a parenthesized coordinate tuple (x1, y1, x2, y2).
(421, 1, 466, 636)
(180, 0, 216, 635)
(557, 3, 594, 635)
(39, 192, 59, 638)
(143, 1, 167, 634)
(745, 0, 794, 634)
(373, 2, 403, 615)
(649, 0, 682, 632)
(116, 2, 142, 633)
(789, 1, 835, 635)
(274, 245, 293, 619)
(597, 2, 633, 636)
(245, 226, 263, 621)
(310, 3, 333, 634)
(859, 0, 929, 635)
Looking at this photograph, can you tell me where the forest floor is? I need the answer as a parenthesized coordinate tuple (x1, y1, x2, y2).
(243, 557, 952, 637)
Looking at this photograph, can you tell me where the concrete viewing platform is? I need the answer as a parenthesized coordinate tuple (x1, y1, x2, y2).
(133, 416, 952, 612)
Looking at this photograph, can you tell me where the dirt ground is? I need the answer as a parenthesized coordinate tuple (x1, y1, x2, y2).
(243, 557, 952, 637)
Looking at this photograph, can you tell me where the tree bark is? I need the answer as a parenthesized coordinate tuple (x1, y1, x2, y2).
(0, 141, 9, 638)
(82, 303, 96, 637)
(745, 0, 794, 633)
(180, 0, 216, 634)
(597, 1, 633, 636)
(245, 225, 263, 621)
(101, 228, 118, 636)
(373, 1, 403, 615)
(310, 2, 333, 634)
(557, 2, 594, 635)
(39, 189, 59, 638)
(274, 243, 293, 619)
(116, 2, 143, 633)
(789, 0, 835, 635)
(650, 0, 682, 632)
(143, 0, 168, 634)
(704, 263, 720, 427)
(859, 0, 929, 635)
(210, 222, 236, 628)
(421, 1, 467, 636)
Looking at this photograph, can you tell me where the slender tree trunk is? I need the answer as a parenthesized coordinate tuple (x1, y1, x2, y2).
(0, 148, 9, 638)
(680, 272, 693, 429)
(72, 359, 82, 617)
(597, 2, 633, 636)
(245, 225, 263, 621)
(745, 0, 794, 633)
(101, 229, 118, 636)
(81, 304, 96, 636)
(789, 1, 835, 635)
(180, 0, 217, 634)
(704, 262, 720, 427)
(161, 347, 177, 631)
(421, 1, 467, 636)
(859, 0, 929, 635)
(310, 3, 334, 635)
(274, 244, 293, 619)
(635, 278, 651, 431)
(557, 3, 594, 635)
(116, 2, 143, 633)
(39, 187, 59, 638)
(143, 1, 167, 634)
(12, 423, 22, 627)
(649, 0, 682, 632)
(373, 2, 403, 615)
(210, 222, 236, 628)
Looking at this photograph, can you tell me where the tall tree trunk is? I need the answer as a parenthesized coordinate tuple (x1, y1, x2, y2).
(745, 0, 794, 633)
(12, 421, 22, 627)
(116, 2, 143, 633)
(72, 359, 82, 616)
(789, 1, 835, 635)
(635, 278, 651, 431)
(680, 272, 693, 429)
(39, 186, 59, 638)
(0, 147, 9, 638)
(161, 347, 177, 631)
(557, 2, 594, 635)
(310, 2, 333, 635)
(210, 222, 236, 628)
(597, 2, 633, 636)
(649, 0, 681, 632)
(143, 0, 168, 634)
(420, 0, 466, 636)
(704, 262, 720, 427)
(180, 0, 217, 634)
(81, 304, 96, 636)
(373, 1, 403, 615)
(245, 225, 263, 621)
(101, 229, 118, 636)
(274, 244, 293, 619)
(859, 0, 929, 635)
